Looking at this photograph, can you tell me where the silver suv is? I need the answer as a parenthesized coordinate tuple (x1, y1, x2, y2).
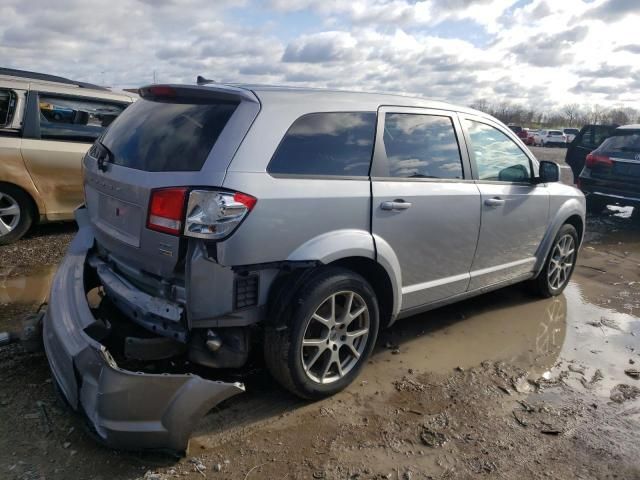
(43, 84, 585, 452)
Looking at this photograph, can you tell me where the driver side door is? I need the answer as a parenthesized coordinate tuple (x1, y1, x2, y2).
(461, 116, 550, 290)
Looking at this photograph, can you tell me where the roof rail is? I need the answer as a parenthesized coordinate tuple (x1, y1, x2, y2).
(0, 67, 108, 90)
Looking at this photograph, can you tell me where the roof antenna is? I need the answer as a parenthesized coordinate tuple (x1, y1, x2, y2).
(197, 75, 215, 85)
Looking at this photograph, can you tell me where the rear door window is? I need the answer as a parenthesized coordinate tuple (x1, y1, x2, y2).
(0, 89, 17, 128)
(101, 98, 238, 172)
(381, 113, 464, 179)
(267, 112, 376, 177)
(39, 94, 126, 142)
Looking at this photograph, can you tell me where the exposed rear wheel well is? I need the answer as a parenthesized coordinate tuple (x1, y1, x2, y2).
(564, 214, 583, 246)
(330, 256, 394, 329)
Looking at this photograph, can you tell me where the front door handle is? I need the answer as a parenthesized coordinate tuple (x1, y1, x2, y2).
(381, 200, 412, 211)
(484, 197, 505, 207)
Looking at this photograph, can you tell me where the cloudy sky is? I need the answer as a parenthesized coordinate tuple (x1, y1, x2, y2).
(1, 0, 639, 109)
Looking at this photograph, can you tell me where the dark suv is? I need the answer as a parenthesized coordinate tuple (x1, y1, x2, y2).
(578, 125, 640, 212)
(566, 124, 618, 180)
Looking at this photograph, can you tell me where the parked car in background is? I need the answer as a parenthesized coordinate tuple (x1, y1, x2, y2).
(44, 82, 585, 452)
(508, 124, 529, 143)
(533, 129, 567, 147)
(577, 124, 640, 213)
(566, 124, 619, 180)
(525, 129, 538, 146)
(563, 128, 579, 144)
(0, 68, 135, 244)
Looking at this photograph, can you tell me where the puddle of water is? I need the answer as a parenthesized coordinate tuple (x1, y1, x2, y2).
(0, 266, 56, 307)
(559, 283, 640, 395)
(367, 286, 567, 384)
(0, 265, 57, 331)
(365, 280, 640, 399)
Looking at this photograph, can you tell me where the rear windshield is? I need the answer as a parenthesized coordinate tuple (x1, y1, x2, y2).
(599, 132, 640, 154)
(549, 130, 563, 135)
(100, 98, 238, 171)
(564, 128, 579, 135)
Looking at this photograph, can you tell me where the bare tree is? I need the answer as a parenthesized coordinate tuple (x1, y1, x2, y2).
(561, 104, 581, 127)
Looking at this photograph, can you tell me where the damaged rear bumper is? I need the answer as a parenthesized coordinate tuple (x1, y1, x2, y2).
(43, 208, 244, 453)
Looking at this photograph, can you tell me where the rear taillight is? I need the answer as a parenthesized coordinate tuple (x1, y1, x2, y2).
(585, 153, 613, 168)
(184, 190, 257, 240)
(147, 187, 188, 235)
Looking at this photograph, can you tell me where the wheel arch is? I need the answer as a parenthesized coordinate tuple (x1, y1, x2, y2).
(534, 199, 585, 276)
(268, 229, 402, 330)
(328, 256, 396, 330)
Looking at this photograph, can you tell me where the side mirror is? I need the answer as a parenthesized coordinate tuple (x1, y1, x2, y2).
(538, 160, 560, 183)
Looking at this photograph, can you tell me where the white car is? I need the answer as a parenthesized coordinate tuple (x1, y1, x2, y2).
(534, 129, 567, 147)
(563, 128, 579, 143)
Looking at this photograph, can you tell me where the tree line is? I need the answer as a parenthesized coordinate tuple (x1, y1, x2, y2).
(469, 100, 640, 129)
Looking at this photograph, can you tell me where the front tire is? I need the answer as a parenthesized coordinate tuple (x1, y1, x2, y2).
(264, 267, 380, 400)
(531, 224, 578, 298)
(0, 185, 34, 245)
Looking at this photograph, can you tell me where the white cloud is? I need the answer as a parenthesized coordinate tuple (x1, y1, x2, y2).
(0, 0, 637, 111)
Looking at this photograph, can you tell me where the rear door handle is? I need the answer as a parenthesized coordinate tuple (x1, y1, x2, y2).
(484, 197, 505, 207)
(381, 200, 412, 211)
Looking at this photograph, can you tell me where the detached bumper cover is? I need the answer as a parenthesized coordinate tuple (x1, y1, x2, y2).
(43, 208, 244, 452)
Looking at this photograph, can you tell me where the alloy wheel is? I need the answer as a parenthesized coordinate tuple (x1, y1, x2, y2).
(547, 234, 575, 291)
(0, 192, 20, 237)
(300, 291, 370, 384)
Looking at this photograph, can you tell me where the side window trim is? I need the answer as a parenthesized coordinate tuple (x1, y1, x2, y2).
(460, 114, 539, 184)
(371, 106, 472, 181)
(33, 91, 128, 143)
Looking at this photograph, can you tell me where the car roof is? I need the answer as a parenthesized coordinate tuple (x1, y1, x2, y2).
(222, 83, 491, 118)
(617, 124, 640, 130)
(0, 68, 136, 102)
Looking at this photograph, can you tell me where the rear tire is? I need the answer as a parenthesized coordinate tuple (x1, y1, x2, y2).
(530, 224, 578, 298)
(0, 184, 34, 245)
(264, 266, 379, 400)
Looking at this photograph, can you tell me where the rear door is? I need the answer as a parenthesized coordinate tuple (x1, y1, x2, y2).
(461, 115, 549, 289)
(20, 91, 129, 219)
(566, 125, 616, 179)
(82, 85, 260, 277)
(371, 107, 481, 310)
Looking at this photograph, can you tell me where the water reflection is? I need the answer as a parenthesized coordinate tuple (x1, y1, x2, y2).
(374, 286, 567, 379)
(0, 266, 56, 307)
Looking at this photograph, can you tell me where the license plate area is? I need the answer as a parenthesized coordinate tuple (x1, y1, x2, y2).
(93, 189, 143, 247)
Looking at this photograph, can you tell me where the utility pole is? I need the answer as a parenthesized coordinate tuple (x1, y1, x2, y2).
(153, 70, 157, 84)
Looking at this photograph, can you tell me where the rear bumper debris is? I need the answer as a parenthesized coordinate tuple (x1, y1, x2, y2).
(43, 207, 244, 453)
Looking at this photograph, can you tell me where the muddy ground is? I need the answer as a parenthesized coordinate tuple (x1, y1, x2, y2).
(1, 150, 639, 479)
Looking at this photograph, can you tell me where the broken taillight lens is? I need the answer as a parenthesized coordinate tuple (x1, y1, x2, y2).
(147, 187, 188, 235)
(184, 190, 257, 240)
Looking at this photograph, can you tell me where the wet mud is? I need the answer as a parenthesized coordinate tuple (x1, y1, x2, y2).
(0, 208, 639, 479)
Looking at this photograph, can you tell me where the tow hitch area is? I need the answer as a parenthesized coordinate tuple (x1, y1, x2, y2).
(40, 208, 245, 454)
